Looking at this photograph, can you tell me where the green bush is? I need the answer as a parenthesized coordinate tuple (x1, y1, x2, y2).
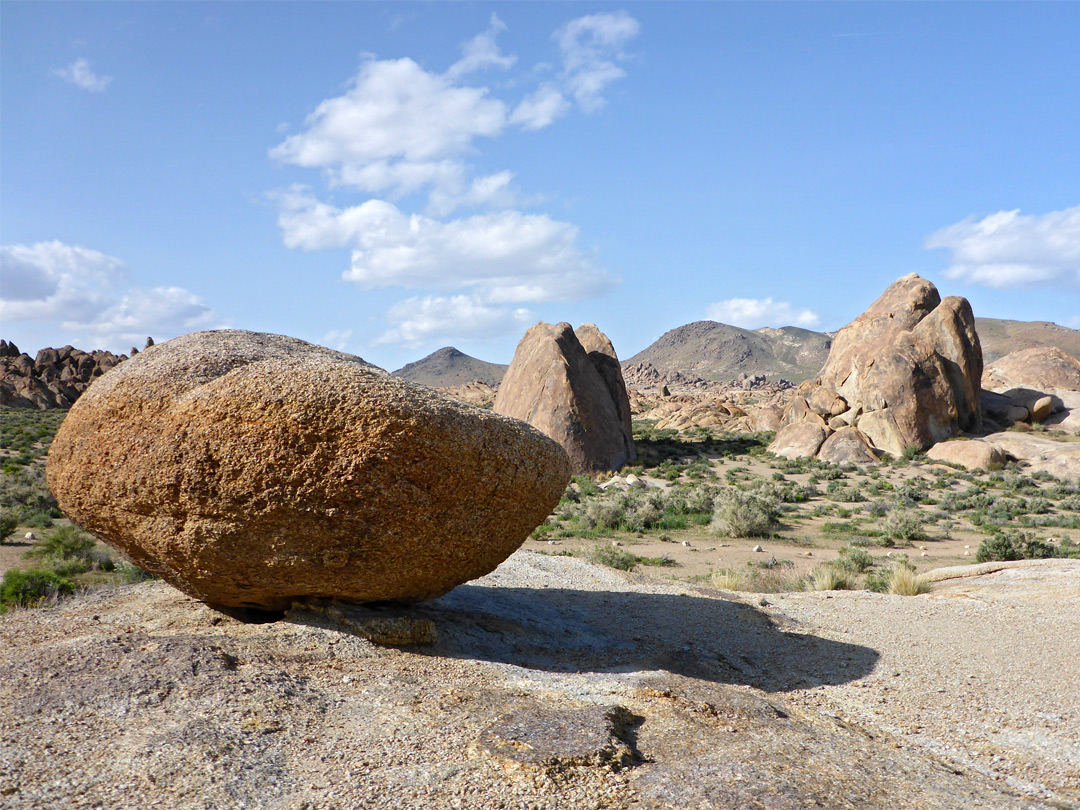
(0, 567, 75, 611)
(881, 509, 924, 542)
(975, 530, 1062, 563)
(26, 524, 96, 561)
(711, 487, 779, 538)
(835, 545, 875, 574)
(0, 510, 17, 543)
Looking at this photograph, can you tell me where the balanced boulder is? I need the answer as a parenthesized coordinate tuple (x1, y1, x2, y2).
(495, 322, 636, 474)
(47, 330, 570, 611)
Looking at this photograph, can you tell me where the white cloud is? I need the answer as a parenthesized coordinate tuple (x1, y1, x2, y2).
(926, 205, 1080, 288)
(1, 241, 225, 350)
(321, 329, 353, 351)
(64, 287, 222, 346)
(276, 190, 612, 304)
(53, 58, 112, 92)
(555, 11, 640, 112)
(377, 295, 534, 348)
(1, 241, 125, 322)
(510, 83, 572, 130)
(269, 56, 508, 199)
(446, 14, 516, 80)
(706, 297, 822, 330)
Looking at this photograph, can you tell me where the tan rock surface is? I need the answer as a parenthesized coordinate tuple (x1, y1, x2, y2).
(925, 439, 1008, 470)
(46, 330, 570, 611)
(790, 274, 982, 458)
(495, 322, 635, 473)
(816, 426, 878, 464)
(984, 346, 1080, 391)
(2, 552, 1074, 809)
(768, 422, 827, 459)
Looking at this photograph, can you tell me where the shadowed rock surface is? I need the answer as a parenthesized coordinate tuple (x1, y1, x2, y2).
(46, 330, 570, 611)
(392, 346, 508, 388)
(495, 322, 636, 474)
(2, 552, 1075, 810)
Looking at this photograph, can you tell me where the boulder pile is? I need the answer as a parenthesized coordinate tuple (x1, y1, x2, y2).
(495, 322, 636, 474)
(47, 330, 570, 611)
(769, 274, 983, 461)
(0, 340, 130, 409)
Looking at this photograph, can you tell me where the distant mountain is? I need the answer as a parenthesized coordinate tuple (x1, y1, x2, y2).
(622, 321, 833, 384)
(392, 347, 508, 388)
(975, 318, 1080, 364)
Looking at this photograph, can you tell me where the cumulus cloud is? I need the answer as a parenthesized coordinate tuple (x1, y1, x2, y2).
(64, 287, 221, 345)
(1, 241, 224, 349)
(377, 295, 534, 348)
(276, 189, 612, 304)
(53, 58, 112, 92)
(1, 241, 125, 322)
(555, 11, 640, 112)
(706, 297, 822, 330)
(270, 13, 638, 346)
(926, 205, 1080, 288)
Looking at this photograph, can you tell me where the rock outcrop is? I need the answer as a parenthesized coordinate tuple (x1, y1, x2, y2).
(495, 323, 636, 474)
(770, 275, 983, 460)
(0, 340, 129, 409)
(925, 440, 1008, 470)
(983, 346, 1080, 392)
(47, 330, 570, 611)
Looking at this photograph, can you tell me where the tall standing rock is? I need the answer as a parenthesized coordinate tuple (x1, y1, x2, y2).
(772, 274, 983, 458)
(495, 322, 636, 474)
(47, 330, 571, 611)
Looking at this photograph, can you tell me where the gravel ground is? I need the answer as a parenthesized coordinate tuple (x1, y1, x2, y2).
(1, 553, 1077, 810)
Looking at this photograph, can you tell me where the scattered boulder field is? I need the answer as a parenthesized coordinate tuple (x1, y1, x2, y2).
(45, 330, 570, 613)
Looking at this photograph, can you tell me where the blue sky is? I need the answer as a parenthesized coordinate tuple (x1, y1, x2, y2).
(2, 2, 1077, 370)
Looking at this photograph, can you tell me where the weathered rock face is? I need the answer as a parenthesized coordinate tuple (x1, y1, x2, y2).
(770, 275, 983, 460)
(0, 341, 129, 409)
(768, 422, 827, 460)
(817, 427, 879, 465)
(925, 440, 1007, 470)
(495, 322, 636, 474)
(47, 330, 570, 611)
(983, 346, 1080, 392)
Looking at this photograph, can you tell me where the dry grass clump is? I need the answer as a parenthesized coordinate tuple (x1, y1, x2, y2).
(802, 564, 854, 592)
(887, 566, 930, 596)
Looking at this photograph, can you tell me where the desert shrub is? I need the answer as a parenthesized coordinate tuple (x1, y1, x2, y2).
(0, 510, 17, 543)
(900, 445, 923, 462)
(26, 524, 96, 562)
(712, 487, 780, 538)
(866, 500, 888, 518)
(23, 512, 54, 529)
(975, 530, 1055, 563)
(584, 543, 641, 571)
(0, 567, 75, 612)
(802, 565, 853, 591)
(881, 509, 924, 542)
(835, 545, 875, 574)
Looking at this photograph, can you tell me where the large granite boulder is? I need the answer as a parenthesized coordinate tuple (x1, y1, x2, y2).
(983, 346, 1080, 392)
(770, 274, 982, 459)
(494, 322, 636, 474)
(47, 330, 570, 611)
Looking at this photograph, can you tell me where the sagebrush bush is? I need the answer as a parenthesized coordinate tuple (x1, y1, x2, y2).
(712, 488, 780, 538)
(834, 545, 875, 574)
(881, 508, 924, 542)
(0, 510, 17, 543)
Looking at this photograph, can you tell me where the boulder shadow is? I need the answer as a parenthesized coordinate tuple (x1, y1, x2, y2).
(398, 585, 878, 693)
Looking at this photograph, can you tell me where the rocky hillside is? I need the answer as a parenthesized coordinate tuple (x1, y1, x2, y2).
(392, 346, 508, 388)
(975, 318, 1080, 363)
(0, 340, 131, 409)
(622, 321, 834, 385)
